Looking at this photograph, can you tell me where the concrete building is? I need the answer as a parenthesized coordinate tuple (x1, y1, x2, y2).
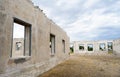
(113, 39, 120, 55)
(73, 39, 120, 56)
(12, 38, 24, 58)
(0, 0, 69, 77)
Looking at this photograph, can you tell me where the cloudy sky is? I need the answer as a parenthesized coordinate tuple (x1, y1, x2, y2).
(32, 0, 120, 41)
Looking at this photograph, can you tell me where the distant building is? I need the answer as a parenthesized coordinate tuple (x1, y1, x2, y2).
(73, 39, 120, 55)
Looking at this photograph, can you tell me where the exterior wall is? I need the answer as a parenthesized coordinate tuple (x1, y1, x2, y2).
(113, 39, 120, 56)
(0, 0, 69, 77)
(12, 38, 24, 58)
(73, 40, 114, 55)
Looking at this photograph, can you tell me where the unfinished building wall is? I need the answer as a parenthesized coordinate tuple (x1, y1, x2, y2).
(113, 39, 120, 56)
(0, 0, 69, 77)
(12, 38, 24, 58)
(73, 40, 114, 55)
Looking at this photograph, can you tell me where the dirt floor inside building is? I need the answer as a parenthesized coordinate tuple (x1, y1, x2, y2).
(38, 54, 120, 77)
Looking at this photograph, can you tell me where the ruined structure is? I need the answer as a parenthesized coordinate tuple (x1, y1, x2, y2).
(0, 0, 69, 77)
(73, 39, 120, 56)
(113, 39, 120, 55)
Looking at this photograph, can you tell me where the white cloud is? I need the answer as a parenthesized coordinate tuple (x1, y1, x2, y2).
(56, 0, 80, 10)
(83, 0, 100, 8)
(66, 7, 120, 41)
(32, 0, 120, 41)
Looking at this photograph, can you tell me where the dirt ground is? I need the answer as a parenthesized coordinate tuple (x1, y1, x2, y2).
(38, 55, 120, 77)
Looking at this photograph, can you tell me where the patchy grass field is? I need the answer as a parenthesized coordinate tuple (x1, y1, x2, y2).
(38, 55, 120, 77)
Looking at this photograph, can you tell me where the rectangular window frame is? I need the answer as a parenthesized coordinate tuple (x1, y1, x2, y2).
(62, 40, 65, 53)
(107, 42, 113, 53)
(11, 18, 32, 58)
(50, 34, 55, 56)
(79, 44, 84, 51)
(107, 42, 113, 50)
(99, 43, 106, 51)
(87, 44, 93, 51)
(16, 42, 22, 51)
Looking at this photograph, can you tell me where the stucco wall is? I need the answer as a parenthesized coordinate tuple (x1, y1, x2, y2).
(0, 0, 69, 77)
(12, 38, 24, 58)
(73, 39, 120, 56)
(73, 40, 114, 55)
(113, 39, 120, 55)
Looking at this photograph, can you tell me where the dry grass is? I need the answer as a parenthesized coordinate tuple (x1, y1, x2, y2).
(38, 55, 120, 77)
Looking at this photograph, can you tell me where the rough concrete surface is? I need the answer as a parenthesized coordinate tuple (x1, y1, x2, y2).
(0, 0, 69, 76)
(73, 39, 120, 56)
(39, 54, 120, 77)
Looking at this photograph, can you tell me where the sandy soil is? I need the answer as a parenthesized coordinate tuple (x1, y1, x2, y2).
(38, 55, 120, 77)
